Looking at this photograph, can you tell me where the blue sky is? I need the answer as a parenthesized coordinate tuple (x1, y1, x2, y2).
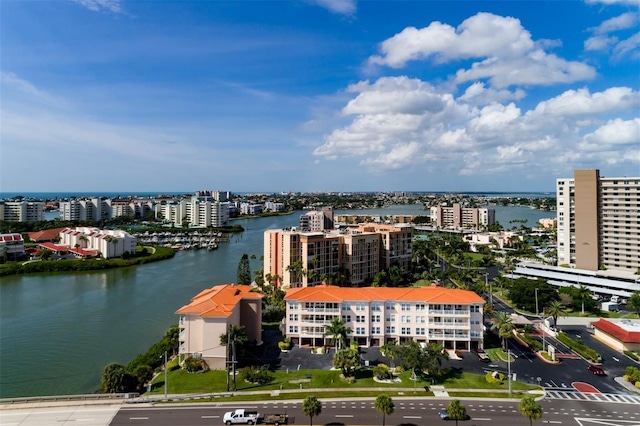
(1, 0, 638, 193)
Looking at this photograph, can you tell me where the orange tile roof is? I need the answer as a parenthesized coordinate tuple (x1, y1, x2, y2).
(285, 284, 485, 304)
(592, 319, 640, 343)
(175, 284, 263, 317)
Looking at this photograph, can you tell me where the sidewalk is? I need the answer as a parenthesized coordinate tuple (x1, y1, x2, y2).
(0, 386, 540, 411)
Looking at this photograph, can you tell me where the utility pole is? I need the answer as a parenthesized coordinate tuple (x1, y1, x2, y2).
(535, 288, 546, 351)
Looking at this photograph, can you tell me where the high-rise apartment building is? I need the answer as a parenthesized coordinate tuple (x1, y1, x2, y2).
(299, 207, 334, 231)
(430, 204, 495, 229)
(264, 223, 412, 289)
(156, 193, 230, 228)
(0, 200, 45, 222)
(59, 198, 112, 221)
(557, 169, 639, 272)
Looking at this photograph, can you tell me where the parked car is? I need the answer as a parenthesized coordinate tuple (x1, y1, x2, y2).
(476, 350, 491, 362)
(587, 364, 606, 376)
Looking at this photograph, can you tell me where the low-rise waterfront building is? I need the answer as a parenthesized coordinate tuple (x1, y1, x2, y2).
(58, 227, 136, 258)
(0, 233, 25, 260)
(512, 261, 640, 299)
(284, 284, 485, 350)
(175, 284, 263, 369)
(592, 318, 640, 352)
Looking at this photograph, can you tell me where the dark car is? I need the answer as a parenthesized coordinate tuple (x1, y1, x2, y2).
(439, 410, 470, 421)
(587, 364, 606, 376)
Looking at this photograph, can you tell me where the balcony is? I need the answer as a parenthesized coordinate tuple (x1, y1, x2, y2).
(301, 307, 340, 313)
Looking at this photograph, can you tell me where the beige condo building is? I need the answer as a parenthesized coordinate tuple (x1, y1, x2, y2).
(264, 223, 412, 289)
(557, 169, 639, 272)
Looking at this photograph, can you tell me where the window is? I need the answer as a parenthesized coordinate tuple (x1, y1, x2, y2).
(416, 303, 425, 311)
(416, 327, 425, 335)
(401, 303, 411, 311)
(342, 315, 352, 323)
(401, 327, 411, 335)
(371, 315, 381, 323)
(386, 326, 396, 333)
(417, 316, 426, 323)
(288, 302, 299, 310)
(385, 302, 395, 310)
(356, 327, 365, 335)
(289, 325, 298, 333)
(371, 302, 381, 311)
(356, 303, 366, 311)
(289, 314, 298, 321)
(341, 303, 350, 311)
(372, 326, 381, 334)
(386, 314, 396, 322)
(401, 315, 411, 323)
(356, 315, 366, 323)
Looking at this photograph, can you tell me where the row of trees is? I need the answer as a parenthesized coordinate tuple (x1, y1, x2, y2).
(100, 326, 179, 393)
(302, 394, 542, 426)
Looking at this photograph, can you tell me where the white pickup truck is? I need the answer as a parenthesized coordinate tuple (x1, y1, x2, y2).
(223, 409, 260, 425)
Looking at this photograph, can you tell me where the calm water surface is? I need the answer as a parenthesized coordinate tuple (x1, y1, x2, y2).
(0, 205, 551, 398)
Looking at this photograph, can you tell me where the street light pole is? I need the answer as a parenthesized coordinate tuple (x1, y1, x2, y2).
(507, 349, 512, 396)
(486, 273, 492, 308)
(164, 350, 168, 398)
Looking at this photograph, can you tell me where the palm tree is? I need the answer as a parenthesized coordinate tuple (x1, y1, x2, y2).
(519, 395, 542, 426)
(490, 311, 514, 350)
(302, 396, 322, 426)
(323, 317, 351, 352)
(446, 399, 467, 426)
(575, 285, 591, 315)
(381, 340, 398, 368)
(374, 394, 394, 426)
(545, 300, 566, 331)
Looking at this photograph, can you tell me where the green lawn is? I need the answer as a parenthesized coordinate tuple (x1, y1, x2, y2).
(150, 367, 537, 395)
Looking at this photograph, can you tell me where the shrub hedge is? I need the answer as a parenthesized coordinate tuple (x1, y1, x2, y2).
(556, 332, 601, 363)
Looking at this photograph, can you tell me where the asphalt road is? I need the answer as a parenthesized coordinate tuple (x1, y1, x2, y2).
(108, 398, 640, 426)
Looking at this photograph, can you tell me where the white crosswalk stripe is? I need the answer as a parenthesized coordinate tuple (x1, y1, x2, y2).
(544, 390, 640, 405)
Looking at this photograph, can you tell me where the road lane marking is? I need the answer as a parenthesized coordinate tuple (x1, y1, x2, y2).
(335, 415, 353, 418)
(403, 416, 421, 419)
(201, 415, 219, 418)
(129, 417, 149, 420)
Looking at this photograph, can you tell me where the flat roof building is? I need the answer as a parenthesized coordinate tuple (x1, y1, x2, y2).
(557, 170, 639, 273)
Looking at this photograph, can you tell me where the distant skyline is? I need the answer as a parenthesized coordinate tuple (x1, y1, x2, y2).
(1, 0, 638, 193)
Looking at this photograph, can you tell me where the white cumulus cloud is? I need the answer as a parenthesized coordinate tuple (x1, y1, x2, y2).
(368, 12, 595, 88)
(582, 118, 640, 146)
